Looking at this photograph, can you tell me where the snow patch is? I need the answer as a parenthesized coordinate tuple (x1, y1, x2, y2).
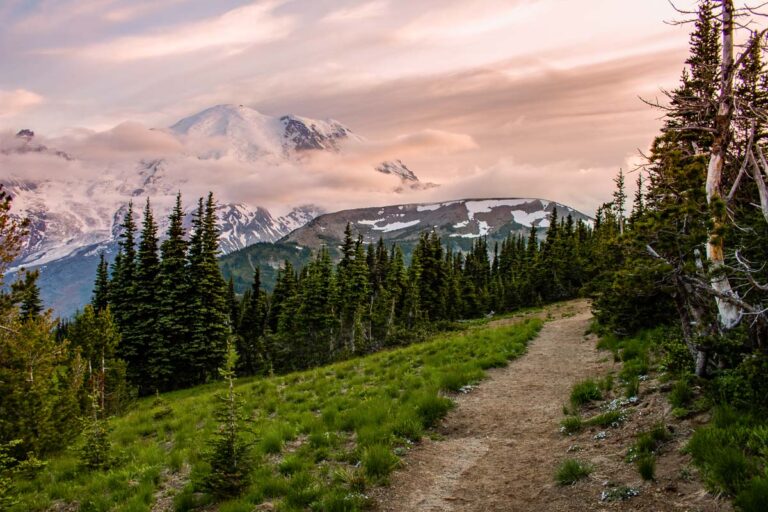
(358, 218, 385, 226)
(453, 220, 469, 228)
(510, 209, 548, 227)
(371, 220, 421, 232)
(465, 199, 532, 220)
(416, 203, 441, 212)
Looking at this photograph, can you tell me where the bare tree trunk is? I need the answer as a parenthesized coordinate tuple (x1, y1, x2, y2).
(705, 0, 741, 329)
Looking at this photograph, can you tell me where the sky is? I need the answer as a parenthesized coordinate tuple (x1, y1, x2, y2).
(0, 0, 712, 215)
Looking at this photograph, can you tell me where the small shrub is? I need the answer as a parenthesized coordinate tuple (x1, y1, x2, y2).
(560, 416, 583, 435)
(570, 379, 602, 408)
(80, 415, 112, 470)
(555, 458, 592, 485)
(362, 445, 399, 481)
(636, 453, 656, 481)
(734, 476, 768, 512)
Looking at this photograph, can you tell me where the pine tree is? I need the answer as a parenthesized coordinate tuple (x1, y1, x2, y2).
(133, 199, 162, 393)
(91, 253, 110, 314)
(67, 305, 128, 415)
(157, 193, 190, 390)
(187, 193, 230, 384)
(237, 268, 268, 375)
(12, 269, 43, 321)
(204, 340, 251, 498)
(111, 202, 139, 381)
(613, 169, 627, 235)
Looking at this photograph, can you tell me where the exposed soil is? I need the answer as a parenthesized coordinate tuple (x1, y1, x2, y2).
(372, 300, 729, 512)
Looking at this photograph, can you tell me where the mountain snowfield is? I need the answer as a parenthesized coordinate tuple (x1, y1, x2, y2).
(281, 198, 593, 250)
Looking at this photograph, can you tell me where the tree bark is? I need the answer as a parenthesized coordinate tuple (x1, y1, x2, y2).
(705, 0, 741, 329)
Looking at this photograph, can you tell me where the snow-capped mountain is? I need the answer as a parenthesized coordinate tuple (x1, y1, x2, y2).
(1, 104, 431, 316)
(282, 198, 593, 250)
(169, 104, 360, 162)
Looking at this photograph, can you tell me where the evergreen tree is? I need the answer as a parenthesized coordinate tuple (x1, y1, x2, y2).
(187, 193, 230, 384)
(204, 340, 251, 498)
(11, 269, 43, 321)
(157, 193, 190, 390)
(91, 253, 110, 314)
(111, 202, 138, 378)
(237, 268, 268, 375)
(67, 305, 128, 415)
(133, 198, 161, 393)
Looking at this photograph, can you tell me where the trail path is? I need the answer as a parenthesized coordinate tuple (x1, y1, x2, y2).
(374, 300, 603, 511)
(374, 299, 727, 512)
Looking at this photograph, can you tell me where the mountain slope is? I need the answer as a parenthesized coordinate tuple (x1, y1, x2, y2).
(281, 198, 592, 251)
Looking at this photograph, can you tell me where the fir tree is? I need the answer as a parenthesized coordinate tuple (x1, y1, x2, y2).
(157, 193, 190, 390)
(204, 340, 251, 498)
(12, 269, 43, 321)
(133, 198, 161, 393)
(187, 193, 230, 384)
(91, 253, 110, 314)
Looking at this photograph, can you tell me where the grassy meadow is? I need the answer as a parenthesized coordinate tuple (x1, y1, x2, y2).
(14, 317, 543, 512)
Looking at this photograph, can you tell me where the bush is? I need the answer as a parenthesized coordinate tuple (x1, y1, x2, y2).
(80, 416, 112, 470)
(555, 459, 592, 485)
(688, 428, 753, 496)
(570, 379, 602, 408)
(734, 476, 768, 512)
(362, 445, 399, 481)
(636, 453, 655, 481)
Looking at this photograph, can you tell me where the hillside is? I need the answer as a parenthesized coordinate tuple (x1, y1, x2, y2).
(280, 198, 592, 252)
(12, 308, 543, 511)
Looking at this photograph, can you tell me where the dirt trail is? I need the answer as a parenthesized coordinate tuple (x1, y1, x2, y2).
(374, 300, 726, 511)
(374, 300, 603, 511)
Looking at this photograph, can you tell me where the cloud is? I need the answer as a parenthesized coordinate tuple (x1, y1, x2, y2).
(396, 0, 542, 42)
(54, 122, 184, 159)
(0, 89, 44, 117)
(322, 1, 389, 23)
(102, 0, 189, 23)
(47, 1, 294, 61)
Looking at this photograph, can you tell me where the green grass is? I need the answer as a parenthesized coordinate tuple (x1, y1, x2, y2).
(569, 379, 602, 408)
(13, 318, 543, 512)
(635, 453, 656, 481)
(560, 416, 583, 435)
(555, 458, 592, 485)
(584, 410, 625, 428)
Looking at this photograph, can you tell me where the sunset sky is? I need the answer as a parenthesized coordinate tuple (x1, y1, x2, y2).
(0, 0, 708, 214)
